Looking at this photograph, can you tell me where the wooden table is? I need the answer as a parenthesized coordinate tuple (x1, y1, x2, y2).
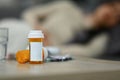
(0, 56, 120, 80)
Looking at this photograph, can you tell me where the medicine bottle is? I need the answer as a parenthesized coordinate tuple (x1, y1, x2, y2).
(28, 30, 44, 64)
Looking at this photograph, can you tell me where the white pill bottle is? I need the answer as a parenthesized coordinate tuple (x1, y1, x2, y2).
(28, 30, 44, 64)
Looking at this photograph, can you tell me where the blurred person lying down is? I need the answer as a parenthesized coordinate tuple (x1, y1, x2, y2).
(22, 0, 120, 60)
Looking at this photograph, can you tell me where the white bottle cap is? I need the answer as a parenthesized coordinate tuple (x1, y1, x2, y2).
(28, 30, 44, 38)
(45, 46, 60, 56)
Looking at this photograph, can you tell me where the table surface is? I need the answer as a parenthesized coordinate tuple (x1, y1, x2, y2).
(0, 55, 120, 80)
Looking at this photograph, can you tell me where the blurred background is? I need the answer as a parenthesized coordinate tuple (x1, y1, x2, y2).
(0, 0, 120, 60)
(0, 0, 48, 19)
(0, 0, 114, 19)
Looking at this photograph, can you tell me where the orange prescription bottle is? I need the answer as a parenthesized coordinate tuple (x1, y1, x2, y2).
(28, 30, 44, 64)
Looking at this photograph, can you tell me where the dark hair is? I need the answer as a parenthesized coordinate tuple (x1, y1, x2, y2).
(72, 0, 119, 13)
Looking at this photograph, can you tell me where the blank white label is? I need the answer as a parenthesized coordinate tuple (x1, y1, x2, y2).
(30, 42, 43, 61)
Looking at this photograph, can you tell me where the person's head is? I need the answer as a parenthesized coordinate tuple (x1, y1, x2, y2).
(92, 0, 120, 28)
